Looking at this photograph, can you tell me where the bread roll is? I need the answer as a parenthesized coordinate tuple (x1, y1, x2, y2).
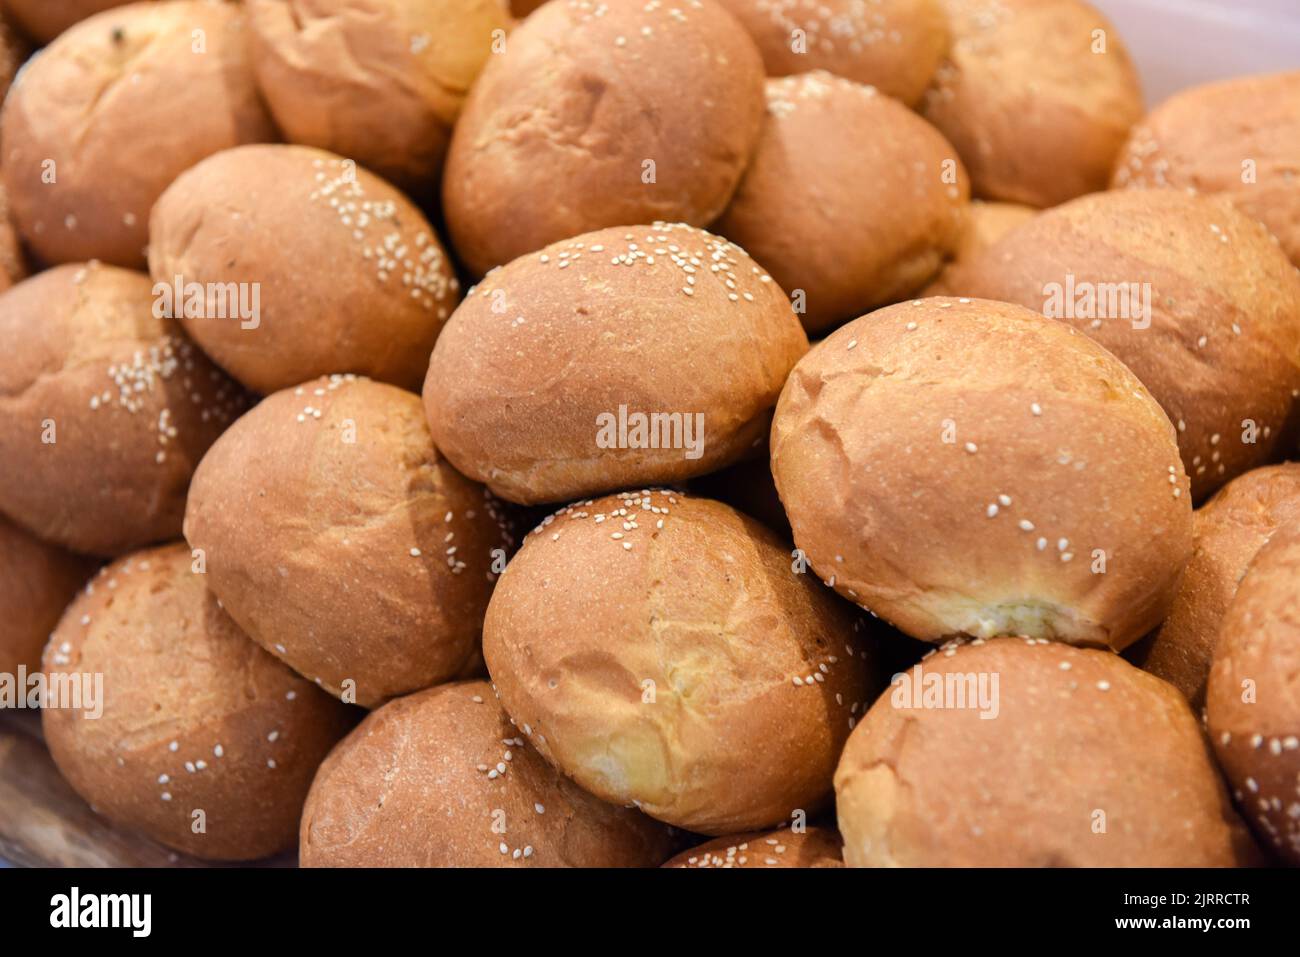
(301, 681, 676, 867)
(185, 376, 514, 708)
(42, 542, 356, 861)
(942, 190, 1300, 501)
(0, 262, 247, 556)
(0, 514, 95, 678)
(149, 144, 461, 394)
(483, 489, 882, 835)
(836, 637, 1259, 867)
(1114, 71, 1300, 267)
(423, 222, 808, 505)
(663, 826, 842, 868)
(2, 0, 149, 42)
(714, 0, 947, 106)
(442, 0, 765, 275)
(1, 1, 275, 268)
(0, 182, 28, 293)
(715, 72, 968, 335)
(921, 0, 1142, 207)
(770, 297, 1192, 652)
(1129, 464, 1300, 709)
(922, 199, 1034, 296)
(246, 0, 511, 193)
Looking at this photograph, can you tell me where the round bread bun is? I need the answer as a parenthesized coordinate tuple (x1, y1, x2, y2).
(663, 826, 843, 868)
(442, 0, 766, 276)
(1128, 464, 1300, 710)
(149, 144, 461, 395)
(41, 542, 356, 861)
(482, 489, 883, 835)
(2, 0, 150, 43)
(836, 637, 1260, 866)
(770, 296, 1193, 652)
(714, 72, 968, 336)
(942, 190, 1300, 502)
(246, 0, 511, 194)
(922, 199, 1035, 296)
(0, 514, 96, 678)
(1207, 525, 1300, 864)
(423, 222, 808, 506)
(921, 0, 1142, 207)
(0, 262, 247, 556)
(1113, 71, 1300, 268)
(0, 182, 29, 293)
(301, 680, 676, 867)
(1, 1, 275, 268)
(714, 0, 947, 106)
(184, 375, 515, 709)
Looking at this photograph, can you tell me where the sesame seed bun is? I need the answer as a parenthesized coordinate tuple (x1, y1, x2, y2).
(148, 144, 461, 395)
(1128, 464, 1300, 710)
(921, 0, 1142, 208)
(2, 0, 151, 43)
(1207, 525, 1300, 864)
(422, 223, 808, 506)
(770, 296, 1193, 652)
(663, 826, 843, 868)
(0, 262, 248, 556)
(482, 489, 883, 835)
(940, 190, 1300, 501)
(0, 1, 275, 268)
(41, 542, 356, 861)
(922, 199, 1035, 296)
(836, 637, 1260, 867)
(1113, 71, 1300, 268)
(441, 0, 766, 276)
(184, 376, 515, 708)
(300, 680, 676, 867)
(246, 0, 511, 195)
(714, 72, 968, 336)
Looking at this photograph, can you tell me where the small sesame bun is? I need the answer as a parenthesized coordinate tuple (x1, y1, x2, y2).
(714, 72, 968, 336)
(41, 542, 356, 861)
(149, 144, 461, 395)
(715, 0, 947, 106)
(184, 376, 515, 708)
(0, 514, 96, 677)
(2, 0, 149, 43)
(770, 297, 1193, 652)
(423, 223, 808, 506)
(663, 826, 843, 868)
(1208, 525, 1300, 864)
(301, 680, 676, 867)
(942, 190, 1300, 501)
(0, 263, 247, 556)
(246, 0, 511, 194)
(442, 0, 766, 276)
(1129, 464, 1300, 710)
(1, 1, 275, 268)
(836, 637, 1260, 867)
(921, 0, 1142, 207)
(922, 199, 1035, 296)
(1113, 71, 1300, 268)
(483, 489, 883, 835)
(0, 182, 29, 293)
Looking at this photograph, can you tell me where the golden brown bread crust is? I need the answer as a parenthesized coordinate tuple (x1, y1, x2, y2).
(714, 0, 947, 106)
(483, 489, 883, 835)
(0, 262, 247, 556)
(770, 297, 1193, 652)
(715, 72, 968, 336)
(922, 199, 1035, 296)
(41, 542, 356, 861)
(836, 637, 1260, 867)
(442, 0, 766, 276)
(0, 514, 96, 676)
(663, 826, 843, 868)
(149, 144, 460, 395)
(1207, 525, 1300, 865)
(423, 222, 808, 505)
(1129, 464, 1300, 710)
(300, 680, 676, 867)
(921, 0, 1142, 207)
(941, 190, 1300, 501)
(184, 376, 515, 709)
(2, 0, 149, 43)
(0, 1, 275, 268)
(1113, 71, 1300, 268)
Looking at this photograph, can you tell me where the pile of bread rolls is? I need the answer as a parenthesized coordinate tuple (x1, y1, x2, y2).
(0, 0, 1297, 869)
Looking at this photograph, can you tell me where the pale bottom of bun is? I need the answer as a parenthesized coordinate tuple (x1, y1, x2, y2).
(886, 590, 1111, 649)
